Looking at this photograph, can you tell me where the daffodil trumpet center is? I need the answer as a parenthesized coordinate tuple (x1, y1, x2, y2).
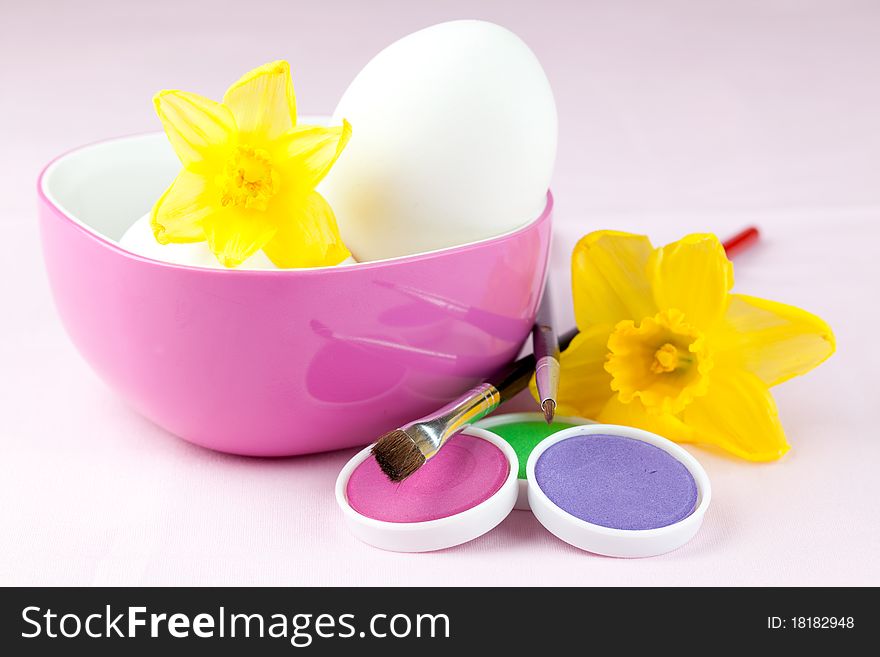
(605, 309, 713, 415)
(651, 342, 691, 374)
(217, 146, 279, 211)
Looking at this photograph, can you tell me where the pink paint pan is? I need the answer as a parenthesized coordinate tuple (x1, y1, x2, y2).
(335, 427, 518, 552)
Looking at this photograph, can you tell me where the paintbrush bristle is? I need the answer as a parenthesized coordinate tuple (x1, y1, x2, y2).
(371, 429, 426, 482)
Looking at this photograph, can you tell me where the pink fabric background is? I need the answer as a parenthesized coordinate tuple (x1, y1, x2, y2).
(2, 0, 878, 585)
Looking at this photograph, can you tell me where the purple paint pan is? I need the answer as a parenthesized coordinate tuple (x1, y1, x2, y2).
(526, 424, 711, 557)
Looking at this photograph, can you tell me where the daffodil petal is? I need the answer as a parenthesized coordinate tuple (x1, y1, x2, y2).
(571, 231, 656, 329)
(263, 191, 350, 268)
(203, 209, 277, 268)
(597, 396, 694, 444)
(153, 91, 235, 168)
(278, 120, 352, 190)
(682, 367, 789, 461)
(716, 294, 836, 388)
(649, 233, 733, 330)
(150, 170, 212, 244)
(530, 326, 615, 419)
(223, 60, 297, 141)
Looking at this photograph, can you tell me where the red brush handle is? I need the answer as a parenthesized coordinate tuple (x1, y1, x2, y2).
(722, 226, 760, 257)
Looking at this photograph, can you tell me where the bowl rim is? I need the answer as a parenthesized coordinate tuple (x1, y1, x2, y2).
(38, 131, 553, 276)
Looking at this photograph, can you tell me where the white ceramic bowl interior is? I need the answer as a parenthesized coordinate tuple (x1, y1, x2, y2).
(43, 117, 325, 247)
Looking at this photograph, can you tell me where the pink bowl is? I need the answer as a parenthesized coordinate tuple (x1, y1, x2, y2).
(38, 133, 552, 456)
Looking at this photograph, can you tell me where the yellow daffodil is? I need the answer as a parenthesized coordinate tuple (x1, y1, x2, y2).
(536, 231, 835, 461)
(151, 61, 352, 268)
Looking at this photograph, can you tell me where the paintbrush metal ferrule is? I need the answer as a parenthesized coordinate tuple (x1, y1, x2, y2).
(400, 383, 501, 461)
(532, 285, 560, 412)
(534, 355, 560, 407)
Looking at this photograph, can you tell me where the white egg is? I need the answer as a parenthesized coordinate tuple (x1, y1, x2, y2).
(118, 213, 279, 270)
(320, 20, 557, 262)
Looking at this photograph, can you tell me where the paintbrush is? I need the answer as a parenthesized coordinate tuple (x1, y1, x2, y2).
(372, 226, 761, 482)
(532, 280, 560, 424)
(372, 328, 579, 482)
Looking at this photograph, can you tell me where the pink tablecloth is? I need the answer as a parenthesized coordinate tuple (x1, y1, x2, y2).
(1, 0, 877, 585)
